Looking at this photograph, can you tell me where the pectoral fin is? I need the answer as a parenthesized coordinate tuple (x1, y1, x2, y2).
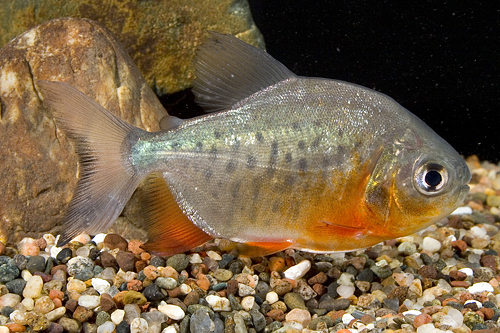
(141, 174, 213, 255)
(237, 240, 294, 258)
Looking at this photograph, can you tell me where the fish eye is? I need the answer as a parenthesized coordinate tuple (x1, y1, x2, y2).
(414, 162, 448, 196)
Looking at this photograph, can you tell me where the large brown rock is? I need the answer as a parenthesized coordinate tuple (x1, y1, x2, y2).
(0, 0, 264, 95)
(0, 18, 167, 245)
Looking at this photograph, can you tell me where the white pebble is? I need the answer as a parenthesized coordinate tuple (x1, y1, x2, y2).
(266, 291, 279, 304)
(337, 272, 355, 286)
(206, 295, 231, 311)
(283, 260, 311, 280)
(342, 313, 355, 325)
(206, 250, 222, 260)
(403, 310, 422, 316)
(422, 237, 441, 253)
(92, 233, 107, 245)
(464, 300, 482, 308)
(45, 306, 66, 321)
(0, 326, 8, 333)
(470, 226, 487, 238)
(416, 323, 438, 333)
(130, 317, 148, 333)
(337, 285, 355, 298)
(21, 270, 33, 282)
(459, 268, 474, 276)
(111, 309, 125, 325)
(238, 283, 255, 297)
(21, 297, 34, 311)
(468, 282, 494, 293)
(189, 253, 202, 264)
(162, 325, 179, 333)
(78, 295, 101, 309)
(22, 275, 43, 298)
(92, 278, 111, 294)
(158, 303, 185, 320)
(50, 245, 62, 258)
(444, 308, 463, 327)
(0, 293, 21, 308)
(97, 321, 116, 333)
(179, 284, 192, 295)
(241, 296, 255, 311)
(450, 206, 472, 215)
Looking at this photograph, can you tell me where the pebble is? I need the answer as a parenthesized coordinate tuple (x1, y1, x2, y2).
(285, 308, 311, 327)
(190, 308, 213, 333)
(266, 291, 279, 304)
(468, 282, 494, 293)
(283, 260, 311, 280)
(284, 292, 307, 310)
(22, 275, 43, 298)
(158, 303, 185, 320)
(110, 309, 125, 325)
(130, 317, 148, 333)
(97, 321, 115, 333)
(422, 237, 442, 253)
(205, 295, 231, 311)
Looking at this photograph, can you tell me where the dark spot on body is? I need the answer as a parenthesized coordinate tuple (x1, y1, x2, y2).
(322, 155, 334, 168)
(272, 200, 281, 213)
(226, 159, 238, 173)
(298, 140, 306, 150)
(298, 158, 308, 172)
(231, 180, 242, 198)
(256, 132, 264, 143)
(247, 155, 257, 168)
(203, 169, 212, 180)
(214, 131, 221, 139)
(311, 136, 321, 149)
(270, 141, 278, 165)
(170, 141, 179, 150)
(284, 174, 296, 187)
(195, 141, 203, 151)
(209, 146, 217, 160)
(291, 122, 301, 130)
(285, 152, 293, 164)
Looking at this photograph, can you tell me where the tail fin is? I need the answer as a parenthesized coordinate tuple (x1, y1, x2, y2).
(38, 81, 146, 246)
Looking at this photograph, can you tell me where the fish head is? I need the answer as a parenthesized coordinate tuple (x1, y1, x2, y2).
(364, 116, 471, 238)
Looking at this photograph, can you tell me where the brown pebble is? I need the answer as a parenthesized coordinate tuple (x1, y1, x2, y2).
(451, 240, 468, 252)
(387, 286, 408, 305)
(116, 251, 137, 272)
(49, 290, 64, 300)
(113, 291, 128, 307)
(127, 280, 143, 292)
(448, 215, 463, 228)
(413, 313, 432, 327)
(140, 252, 151, 261)
(360, 314, 374, 324)
(449, 270, 467, 281)
(73, 306, 94, 322)
(227, 279, 239, 295)
(308, 272, 328, 285)
(451, 280, 470, 288)
(268, 257, 286, 272)
(267, 309, 285, 321)
(462, 236, 473, 247)
(418, 265, 438, 279)
(143, 265, 161, 280)
(479, 307, 495, 320)
(398, 304, 408, 313)
(104, 234, 128, 251)
(328, 310, 346, 321)
(135, 260, 147, 272)
(347, 256, 367, 271)
(167, 287, 183, 298)
(0, 241, 6, 255)
(128, 239, 145, 255)
(65, 299, 78, 313)
(442, 298, 459, 306)
(34, 272, 52, 283)
(35, 237, 47, 250)
(100, 293, 117, 312)
(100, 251, 117, 268)
(5, 323, 26, 332)
(481, 255, 498, 272)
(183, 290, 199, 306)
(420, 305, 442, 315)
(53, 298, 63, 308)
(51, 265, 68, 275)
(196, 273, 210, 291)
(312, 283, 327, 296)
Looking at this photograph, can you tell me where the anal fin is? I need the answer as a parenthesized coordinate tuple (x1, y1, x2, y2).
(237, 240, 294, 258)
(140, 173, 213, 256)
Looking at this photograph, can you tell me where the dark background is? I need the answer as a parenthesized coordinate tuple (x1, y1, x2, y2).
(247, 1, 500, 163)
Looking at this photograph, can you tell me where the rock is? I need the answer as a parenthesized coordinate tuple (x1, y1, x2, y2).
(0, 17, 166, 244)
(158, 303, 185, 320)
(190, 308, 213, 333)
(23, 275, 43, 298)
(285, 308, 311, 327)
(122, 291, 147, 306)
(5, 280, 25, 296)
(142, 283, 165, 302)
(78, 295, 100, 309)
(58, 317, 81, 333)
(67, 256, 94, 278)
(116, 251, 137, 272)
(26, 255, 46, 273)
(167, 254, 189, 272)
(130, 317, 148, 333)
(205, 295, 231, 312)
(97, 321, 115, 333)
(103, 234, 128, 251)
(422, 237, 442, 253)
(318, 298, 350, 311)
(0, 260, 20, 283)
(283, 260, 311, 280)
(284, 292, 307, 310)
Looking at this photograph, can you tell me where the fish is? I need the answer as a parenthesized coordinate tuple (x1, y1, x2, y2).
(38, 31, 471, 257)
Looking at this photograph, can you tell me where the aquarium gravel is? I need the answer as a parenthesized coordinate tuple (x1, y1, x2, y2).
(1, 156, 500, 333)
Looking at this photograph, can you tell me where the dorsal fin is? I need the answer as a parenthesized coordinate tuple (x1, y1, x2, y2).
(140, 173, 213, 256)
(192, 31, 297, 112)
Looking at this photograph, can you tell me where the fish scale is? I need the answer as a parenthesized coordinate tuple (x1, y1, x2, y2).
(38, 31, 470, 256)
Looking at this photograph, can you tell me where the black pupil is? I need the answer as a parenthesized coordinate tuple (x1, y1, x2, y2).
(425, 170, 442, 187)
